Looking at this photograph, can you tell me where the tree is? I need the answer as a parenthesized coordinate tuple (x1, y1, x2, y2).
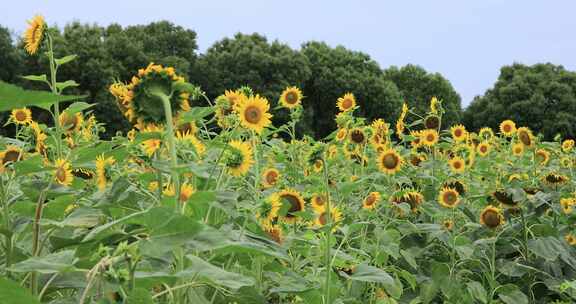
(301, 41, 403, 138)
(463, 63, 576, 140)
(383, 64, 462, 128)
(0, 26, 22, 83)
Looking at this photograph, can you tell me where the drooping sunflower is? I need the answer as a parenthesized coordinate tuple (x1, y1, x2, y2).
(448, 156, 466, 174)
(450, 124, 468, 142)
(271, 189, 305, 224)
(512, 143, 524, 156)
(140, 124, 164, 157)
(499, 120, 516, 137)
(438, 187, 460, 208)
(262, 168, 280, 188)
(420, 129, 439, 147)
(54, 158, 73, 186)
(479, 206, 504, 229)
(337, 93, 356, 112)
(362, 191, 381, 210)
(225, 140, 254, 177)
(535, 149, 550, 166)
(24, 15, 46, 55)
(516, 127, 534, 147)
(390, 190, 424, 212)
(476, 141, 491, 157)
(430, 96, 440, 114)
(95, 154, 115, 191)
(349, 128, 367, 145)
(314, 207, 343, 227)
(262, 223, 284, 244)
(59, 111, 84, 133)
(311, 193, 328, 213)
(377, 149, 404, 175)
(479, 127, 494, 140)
(10, 108, 32, 125)
(561, 139, 574, 153)
(279, 86, 303, 109)
(542, 173, 569, 186)
(491, 189, 518, 208)
(237, 95, 273, 134)
(424, 114, 440, 130)
(176, 130, 206, 157)
(335, 128, 348, 142)
(442, 179, 467, 196)
(0, 145, 24, 165)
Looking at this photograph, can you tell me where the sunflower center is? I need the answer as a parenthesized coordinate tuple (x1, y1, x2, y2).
(426, 134, 435, 142)
(454, 129, 462, 137)
(453, 161, 462, 169)
(318, 212, 328, 225)
(383, 153, 399, 169)
(285, 92, 298, 104)
(425, 116, 439, 129)
(15, 111, 28, 122)
(244, 106, 262, 124)
(225, 149, 244, 169)
(342, 98, 353, 109)
(56, 167, 67, 183)
(365, 195, 376, 206)
(443, 192, 458, 206)
(482, 210, 501, 228)
(519, 131, 531, 146)
(314, 196, 326, 206)
(282, 194, 302, 215)
(503, 124, 512, 133)
(3, 150, 21, 163)
(265, 171, 278, 184)
(480, 146, 487, 153)
(350, 130, 365, 144)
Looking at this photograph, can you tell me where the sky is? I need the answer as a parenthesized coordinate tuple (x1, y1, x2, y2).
(2, 1, 575, 107)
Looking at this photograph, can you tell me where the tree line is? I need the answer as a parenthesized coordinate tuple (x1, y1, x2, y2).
(1, 21, 574, 140)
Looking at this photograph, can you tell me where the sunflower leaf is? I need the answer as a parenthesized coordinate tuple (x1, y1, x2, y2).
(0, 81, 86, 111)
(54, 54, 78, 66)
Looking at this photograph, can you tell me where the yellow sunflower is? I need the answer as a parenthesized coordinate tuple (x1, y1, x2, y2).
(390, 190, 424, 212)
(10, 108, 32, 125)
(349, 128, 367, 145)
(237, 95, 273, 134)
(176, 130, 206, 156)
(499, 120, 516, 137)
(476, 142, 491, 157)
(479, 127, 494, 140)
(565, 233, 576, 246)
(430, 96, 440, 114)
(311, 193, 328, 213)
(262, 223, 284, 244)
(561, 139, 574, 153)
(225, 140, 254, 177)
(377, 149, 403, 175)
(314, 207, 343, 227)
(24, 15, 46, 55)
(362, 191, 381, 210)
(59, 111, 84, 133)
(336, 93, 356, 112)
(535, 149, 550, 166)
(95, 154, 115, 191)
(542, 173, 569, 186)
(420, 129, 439, 147)
(279, 86, 303, 109)
(438, 187, 460, 208)
(479, 206, 504, 229)
(0, 145, 24, 165)
(262, 168, 280, 188)
(424, 115, 440, 130)
(179, 183, 196, 203)
(442, 219, 454, 231)
(336, 128, 348, 142)
(271, 189, 305, 223)
(450, 124, 468, 142)
(516, 127, 534, 147)
(54, 158, 73, 186)
(560, 198, 575, 214)
(512, 143, 524, 156)
(448, 156, 466, 174)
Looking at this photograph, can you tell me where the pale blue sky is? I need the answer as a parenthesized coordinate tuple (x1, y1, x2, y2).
(2, 1, 575, 107)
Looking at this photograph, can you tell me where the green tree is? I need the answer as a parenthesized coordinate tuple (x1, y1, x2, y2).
(301, 41, 403, 138)
(463, 63, 576, 140)
(0, 26, 22, 83)
(383, 64, 462, 128)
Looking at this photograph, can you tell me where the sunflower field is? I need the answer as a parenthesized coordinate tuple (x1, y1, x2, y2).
(1, 15, 576, 304)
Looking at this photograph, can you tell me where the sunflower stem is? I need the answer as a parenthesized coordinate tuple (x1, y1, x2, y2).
(321, 156, 332, 304)
(47, 34, 62, 159)
(157, 93, 181, 214)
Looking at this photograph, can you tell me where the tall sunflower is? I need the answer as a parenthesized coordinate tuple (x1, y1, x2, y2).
(450, 125, 468, 142)
(362, 192, 381, 210)
(535, 149, 550, 166)
(479, 206, 504, 229)
(10, 108, 32, 125)
(237, 95, 273, 134)
(24, 15, 46, 55)
(337, 93, 356, 112)
(479, 127, 494, 140)
(516, 127, 534, 147)
(430, 96, 440, 114)
(377, 149, 403, 174)
(225, 140, 254, 177)
(499, 120, 516, 137)
(438, 187, 460, 208)
(54, 158, 73, 186)
(279, 86, 303, 109)
(420, 129, 439, 147)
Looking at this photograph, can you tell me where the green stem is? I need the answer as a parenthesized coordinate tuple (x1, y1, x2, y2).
(321, 157, 332, 304)
(158, 94, 181, 213)
(31, 182, 52, 295)
(47, 34, 62, 158)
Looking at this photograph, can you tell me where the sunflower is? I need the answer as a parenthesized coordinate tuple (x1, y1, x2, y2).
(262, 168, 280, 188)
(450, 125, 468, 142)
(448, 157, 466, 174)
(271, 189, 305, 223)
(442, 219, 454, 231)
(499, 120, 516, 137)
(24, 15, 46, 55)
(377, 149, 403, 174)
(59, 111, 84, 133)
(442, 179, 467, 196)
(371, 119, 389, 135)
(312, 159, 324, 173)
(492, 189, 517, 208)
(362, 192, 381, 210)
(225, 140, 254, 177)
(512, 143, 524, 156)
(535, 149, 550, 166)
(561, 157, 573, 168)
(225, 89, 246, 111)
(438, 187, 460, 208)
(314, 207, 343, 227)
(516, 127, 534, 147)
(337, 93, 356, 112)
(420, 129, 439, 147)
(562, 139, 574, 153)
(560, 198, 575, 214)
(54, 158, 73, 186)
(140, 124, 164, 156)
(349, 128, 367, 145)
(542, 173, 569, 186)
(10, 108, 32, 125)
(179, 183, 196, 203)
(565, 233, 576, 246)
(279, 86, 303, 109)
(311, 193, 328, 213)
(476, 142, 491, 157)
(95, 154, 115, 191)
(430, 96, 440, 114)
(327, 144, 338, 159)
(0, 145, 24, 164)
(72, 168, 94, 180)
(335, 128, 348, 142)
(390, 190, 424, 211)
(479, 127, 494, 140)
(176, 131, 206, 157)
(479, 206, 504, 229)
(424, 115, 440, 130)
(237, 95, 273, 134)
(262, 223, 284, 244)
(409, 153, 425, 167)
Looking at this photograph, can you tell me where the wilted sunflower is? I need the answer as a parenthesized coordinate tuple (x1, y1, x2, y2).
(512, 143, 524, 156)
(565, 233, 576, 246)
(337, 93, 356, 112)
(535, 149, 550, 166)
(561, 139, 574, 153)
(390, 190, 424, 211)
(311, 193, 328, 213)
(542, 173, 569, 186)
(262, 168, 280, 188)
(262, 223, 284, 244)
(362, 191, 381, 210)
(349, 128, 367, 145)
(377, 149, 403, 174)
(479, 127, 494, 140)
(54, 158, 73, 186)
(95, 154, 115, 191)
(10, 108, 32, 125)
(499, 120, 516, 137)
(272, 189, 305, 223)
(225, 140, 254, 177)
(476, 142, 491, 157)
(72, 168, 94, 180)
(424, 115, 440, 129)
(0, 145, 24, 165)
(516, 127, 534, 147)
(448, 156, 466, 174)
(420, 129, 439, 147)
(438, 187, 460, 208)
(450, 125, 468, 142)
(24, 15, 46, 55)
(491, 189, 517, 208)
(279, 86, 303, 109)
(237, 95, 273, 134)
(314, 207, 342, 227)
(442, 179, 467, 196)
(479, 206, 504, 229)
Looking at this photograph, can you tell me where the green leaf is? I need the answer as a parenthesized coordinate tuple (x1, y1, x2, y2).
(21, 74, 48, 82)
(498, 287, 528, 304)
(55, 80, 80, 92)
(127, 288, 154, 304)
(54, 54, 77, 66)
(179, 107, 215, 123)
(0, 277, 40, 304)
(83, 208, 150, 242)
(0, 81, 85, 111)
(183, 255, 255, 290)
(466, 281, 487, 304)
(9, 250, 77, 274)
(348, 264, 400, 297)
(62, 101, 94, 115)
(14, 155, 51, 176)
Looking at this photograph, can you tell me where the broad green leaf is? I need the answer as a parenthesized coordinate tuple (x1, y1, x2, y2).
(9, 250, 77, 274)
(466, 281, 487, 304)
(0, 81, 85, 111)
(183, 255, 255, 290)
(62, 101, 94, 115)
(14, 154, 51, 176)
(83, 208, 150, 242)
(55, 80, 80, 92)
(348, 264, 400, 297)
(498, 288, 528, 304)
(127, 288, 154, 304)
(21, 74, 48, 82)
(0, 277, 40, 304)
(55, 54, 77, 66)
(179, 107, 215, 123)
